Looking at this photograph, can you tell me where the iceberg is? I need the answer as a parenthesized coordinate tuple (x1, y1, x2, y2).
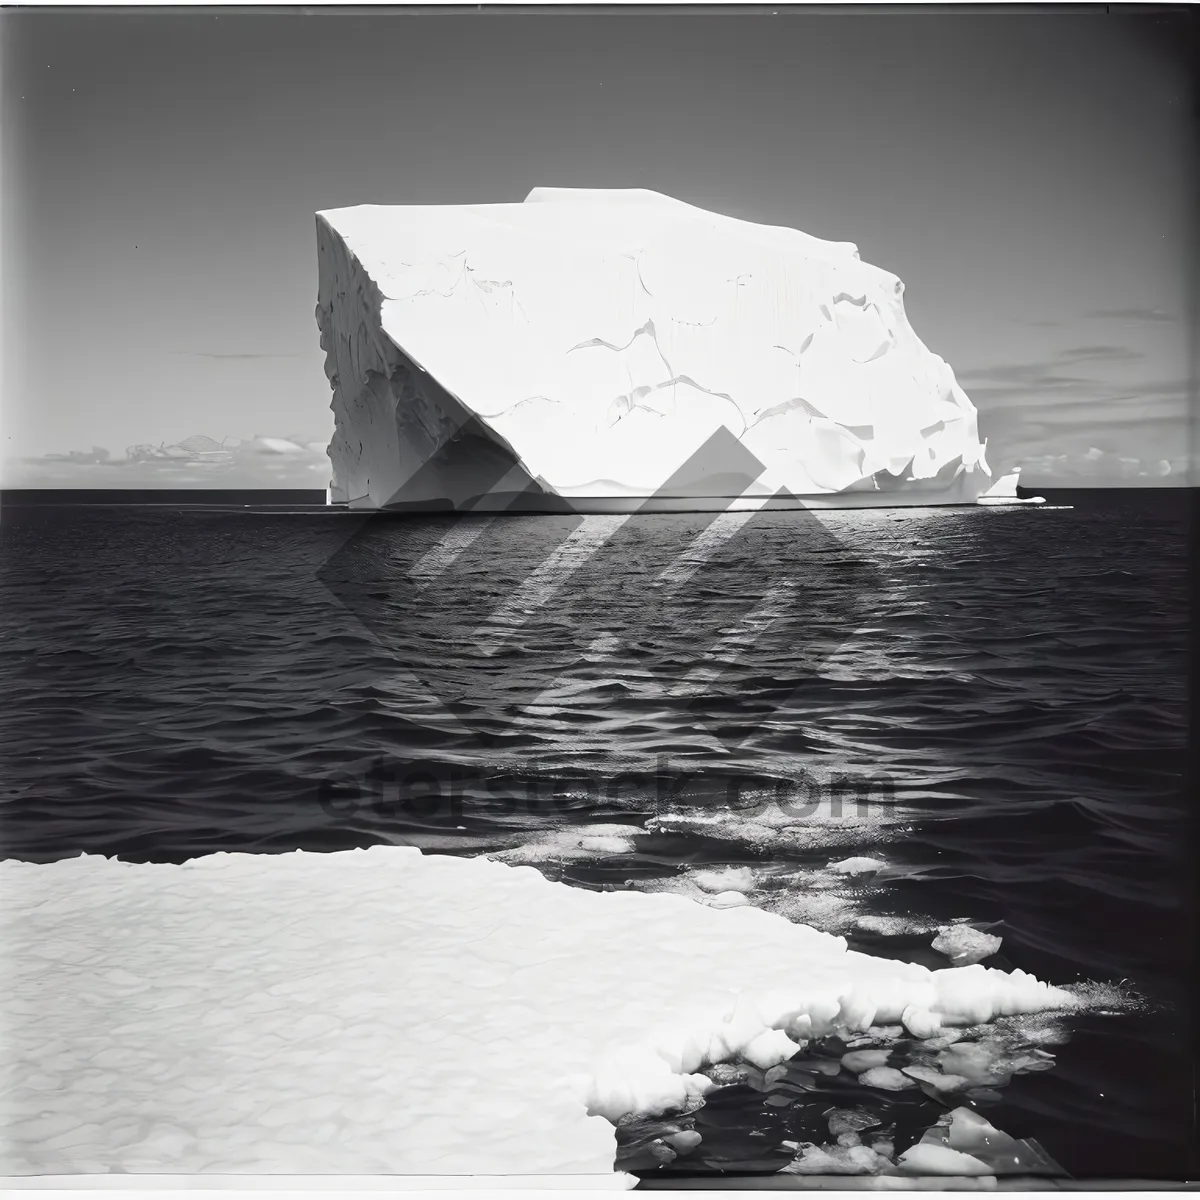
(315, 188, 1006, 512)
(0, 846, 1078, 1177)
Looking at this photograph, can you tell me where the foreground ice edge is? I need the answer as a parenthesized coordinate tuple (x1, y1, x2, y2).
(315, 188, 1029, 512)
(1, 846, 1076, 1178)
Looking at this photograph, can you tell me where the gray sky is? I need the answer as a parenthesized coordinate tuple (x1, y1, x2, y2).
(3, 8, 1196, 487)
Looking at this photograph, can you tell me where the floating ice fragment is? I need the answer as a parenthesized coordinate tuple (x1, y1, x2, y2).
(932, 923, 1003, 966)
(902, 1065, 971, 1095)
(914, 1107, 1066, 1177)
(781, 1142, 892, 1175)
(842, 1048, 891, 1073)
(763, 1063, 791, 1086)
(789, 1055, 844, 1077)
(830, 857, 887, 876)
(664, 1129, 702, 1154)
(858, 1066, 918, 1091)
(701, 1062, 755, 1087)
(827, 1108, 883, 1137)
(935, 1042, 1016, 1087)
(897, 1143, 992, 1176)
(488, 823, 638, 863)
(854, 914, 940, 937)
(693, 866, 756, 893)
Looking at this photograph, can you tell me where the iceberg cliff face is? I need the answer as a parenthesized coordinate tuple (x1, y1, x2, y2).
(316, 188, 994, 510)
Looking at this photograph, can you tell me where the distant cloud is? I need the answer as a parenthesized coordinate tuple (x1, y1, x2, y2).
(1086, 307, 1177, 322)
(969, 385, 1189, 434)
(1016, 447, 1196, 486)
(1029, 398, 1187, 431)
(959, 348, 1193, 481)
(1130, 378, 1194, 397)
(1056, 345, 1143, 363)
(957, 331, 1185, 416)
(955, 362, 1093, 396)
(960, 344, 1143, 387)
(167, 351, 301, 360)
(5, 432, 330, 489)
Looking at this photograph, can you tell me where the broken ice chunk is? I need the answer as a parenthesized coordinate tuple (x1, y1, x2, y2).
(902, 1065, 971, 1095)
(841, 1048, 891, 1073)
(916, 1107, 1066, 1177)
(790, 1055, 843, 1076)
(829, 857, 887, 876)
(936, 1041, 1010, 1087)
(781, 1143, 892, 1175)
(932, 923, 1003, 966)
(896, 1143, 992, 1176)
(702, 1062, 757, 1088)
(858, 1066, 918, 1091)
(827, 1107, 883, 1138)
(693, 866, 756, 893)
(664, 1129, 702, 1154)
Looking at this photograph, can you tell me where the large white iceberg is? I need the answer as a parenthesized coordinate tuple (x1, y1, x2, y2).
(0, 846, 1076, 1177)
(316, 188, 1002, 511)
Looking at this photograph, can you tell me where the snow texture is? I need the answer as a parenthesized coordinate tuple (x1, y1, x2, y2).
(315, 188, 1000, 511)
(1, 847, 1077, 1177)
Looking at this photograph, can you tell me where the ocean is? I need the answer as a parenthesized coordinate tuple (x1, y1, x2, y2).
(0, 491, 1192, 1182)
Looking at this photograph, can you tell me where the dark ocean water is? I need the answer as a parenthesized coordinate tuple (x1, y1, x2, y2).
(0, 493, 1193, 1181)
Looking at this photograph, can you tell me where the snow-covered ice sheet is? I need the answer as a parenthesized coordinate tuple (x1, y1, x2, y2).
(0, 1173, 638, 1189)
(0, 847, 1076, 1177)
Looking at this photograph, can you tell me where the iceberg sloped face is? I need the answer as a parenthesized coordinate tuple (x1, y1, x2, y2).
(316, 188, 994, 510)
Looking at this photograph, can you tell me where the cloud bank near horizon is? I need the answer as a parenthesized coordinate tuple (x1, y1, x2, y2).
(3, 434, 331, 490)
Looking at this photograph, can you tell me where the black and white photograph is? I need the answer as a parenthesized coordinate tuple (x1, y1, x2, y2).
(0, 2, 1196, 1189)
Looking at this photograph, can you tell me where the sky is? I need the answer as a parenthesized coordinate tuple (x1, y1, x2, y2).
(2, 7, 1197, 488)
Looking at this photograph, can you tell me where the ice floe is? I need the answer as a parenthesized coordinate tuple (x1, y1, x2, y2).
(0, 845, 1081, 1177)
